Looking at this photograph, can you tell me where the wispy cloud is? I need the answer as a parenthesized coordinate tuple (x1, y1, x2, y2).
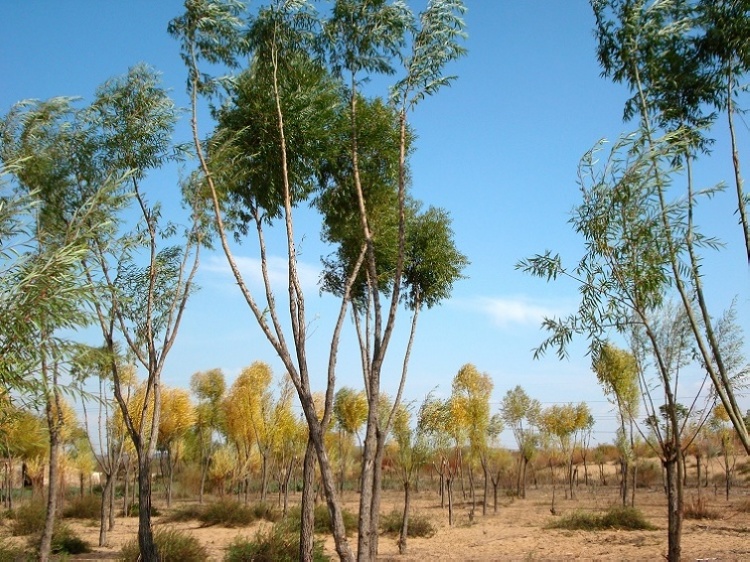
(471, 296, 566, 328)
(203, 254, 321, 292)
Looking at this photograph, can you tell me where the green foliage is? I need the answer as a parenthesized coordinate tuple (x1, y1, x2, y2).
(10, 501, 46, 536)
(379, 510, 436, 538)
(120, 526, 208, 562)
(62, 493, 101, 519)
(224, 524, 329, 562)
(549, 506, 655, 531)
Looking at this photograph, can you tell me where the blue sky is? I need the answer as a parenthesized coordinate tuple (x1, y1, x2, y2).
(3, 1, 748, 446)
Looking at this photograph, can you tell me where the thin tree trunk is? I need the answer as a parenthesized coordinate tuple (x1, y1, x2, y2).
(39, 434, 60, 562)
(299, 438, 315, 562)
(398, 480, 410, 554)
(137, 451, 158, 561)
(664, 451, 683, 562)
(99, 474, 113, 546)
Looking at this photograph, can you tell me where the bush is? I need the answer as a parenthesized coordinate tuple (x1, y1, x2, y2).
(10, 501, 46, 536)
(62, 493, 101, 519)
(379, 510, 436, 538)
(163, 504, 205, 523)
(200, 500, 256, 527)
(684, 496, 721, 520)
(251, 502, 281, 523)
(224, 525, 328, 562)
(122, 502, 160, 517)
(120, 527, 208, 562)
(549, 506, 655, 531)
(283, 504, 356, 537)
(48, 523, 91, 555)
(635, 461, 661, 488)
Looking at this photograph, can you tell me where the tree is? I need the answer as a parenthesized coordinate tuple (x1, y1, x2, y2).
(333, 387, 367, 494)
(158, 386, 195, 507)
(591, 0, 750, 458)
(0, 97, 133, 562)
(449, 364, 493, 515)
(170, 2, 467, 560)
(190, 368, 226, 504)
(500, 386, 541, 499)
(390, 402, 429, 554)
(592, 343, 640, 505)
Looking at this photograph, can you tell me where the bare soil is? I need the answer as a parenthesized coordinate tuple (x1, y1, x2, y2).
(17, 482, 750, 561)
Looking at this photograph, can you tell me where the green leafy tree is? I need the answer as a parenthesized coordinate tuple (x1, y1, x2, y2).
(170, 2, 467, 561)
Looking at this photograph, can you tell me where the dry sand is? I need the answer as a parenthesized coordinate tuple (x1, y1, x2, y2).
(30, 482, 750, 561)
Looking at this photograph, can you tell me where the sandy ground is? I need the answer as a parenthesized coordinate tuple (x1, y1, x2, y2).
(11, 480, 749, 561)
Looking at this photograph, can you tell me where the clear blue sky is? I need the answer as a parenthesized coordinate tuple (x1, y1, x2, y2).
(3, 1, 748, 446)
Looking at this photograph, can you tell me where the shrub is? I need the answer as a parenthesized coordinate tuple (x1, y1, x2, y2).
(163, 504, 205, 523)
(734, 497, 750, 513)
(684, 496, 721, 520)
(200, 500, 256, 527)
(251, 502, 281, 523)
(224, 525, 328, 562)
(634, 461, 661, 488)
(283, 504, 356, 537)
(549, 506, 655, 531)
(48, 523, 91, 555)
(379, 510, 436, 538)
(122, 502, 160, 517)
(62, 493, 101, 519)
(120, 527, 208, 562)
(10, 501, 46, 536)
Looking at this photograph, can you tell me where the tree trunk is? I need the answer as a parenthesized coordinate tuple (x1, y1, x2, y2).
(398, 480, 411, 554)
(357, 409, 378, 561)
(108, 475, 116, 531)
(99, 473, 113, 546)
(482, 460, 489, 516)
(621, 459, 629, 507)
(447, 474, 454, 526)
(664, 451, 683, 562)
(299, 438, 315, 562)
(137, 451, 158, 561)
(39, 434, 60, 562)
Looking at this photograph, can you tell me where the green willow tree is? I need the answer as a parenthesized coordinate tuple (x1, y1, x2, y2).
(170, 2, 467, 560)
(592, 0, 750, 456)
(0, 98, 134, 562)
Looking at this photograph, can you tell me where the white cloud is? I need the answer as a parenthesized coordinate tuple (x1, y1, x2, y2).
(203, 253, 321, 292)
(472, 296, 565, 328)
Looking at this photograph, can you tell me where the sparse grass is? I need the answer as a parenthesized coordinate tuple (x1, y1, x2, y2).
(735, 497, 750, 513)
(9, 501, 46, 536)
(380, 510, 437, 538)
(224, 524, 329, 562)
(120, 526, 208, 562)
(62, 493, 101, 519)
(0, 539, 32, 562)
(684, 496, 721, 520)
(548, 506, 656, 531)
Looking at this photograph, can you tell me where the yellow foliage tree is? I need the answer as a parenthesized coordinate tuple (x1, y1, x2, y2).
(158, 386, 195, 507)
